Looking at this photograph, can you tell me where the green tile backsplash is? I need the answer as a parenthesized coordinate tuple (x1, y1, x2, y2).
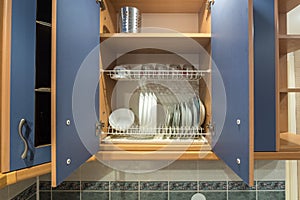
(36, 180, 285, 200)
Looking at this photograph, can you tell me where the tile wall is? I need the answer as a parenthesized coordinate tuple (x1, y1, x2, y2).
(0, 178, 36, 200)
(37, 160, 285, 200)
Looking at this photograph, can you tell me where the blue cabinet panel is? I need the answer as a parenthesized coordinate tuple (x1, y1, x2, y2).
(211, 0, 253, 184)
(55, 0, 100, 186)
(9, 0, 50, 171)
(253, 0, 276, 152)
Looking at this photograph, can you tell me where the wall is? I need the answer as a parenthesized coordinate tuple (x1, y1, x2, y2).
(38, 160, 285, 200)
(0, 178, 36, 200)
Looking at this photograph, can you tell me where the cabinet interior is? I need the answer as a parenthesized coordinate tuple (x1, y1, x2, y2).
(34, 0, 52, 147)
(277, 1, 300, 151)
(99, 0, 213, 156)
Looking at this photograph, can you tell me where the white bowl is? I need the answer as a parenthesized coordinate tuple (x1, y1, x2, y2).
(109, 108, 135, 131)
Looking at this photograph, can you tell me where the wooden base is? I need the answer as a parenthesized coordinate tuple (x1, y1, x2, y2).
(0, 163, 51, 190)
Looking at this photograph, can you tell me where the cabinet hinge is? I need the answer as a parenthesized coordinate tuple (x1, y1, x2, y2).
(96, 121, 104, 136)
(207, 122, 215, 134)
(96, 0, 105, 11)
(206, 0, 215, 11)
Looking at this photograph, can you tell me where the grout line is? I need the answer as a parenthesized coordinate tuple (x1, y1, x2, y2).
(138, 181, 140, 200)
(226, 180, 229, 200)
(256, 180, 258, 200)
(109, 181, 111, 200)
(168, 181, 170, 200)
(36, 176, 40, 200)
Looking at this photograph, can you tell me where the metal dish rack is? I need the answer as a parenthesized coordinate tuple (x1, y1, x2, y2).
(101, 69, 210, 81)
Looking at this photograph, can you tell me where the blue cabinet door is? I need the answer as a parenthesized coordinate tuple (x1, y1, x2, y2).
(53, 0, 100, 186)
(6, 0, 51, 172)
(211, 0, 254, 185)
(253, 0, 276, 152)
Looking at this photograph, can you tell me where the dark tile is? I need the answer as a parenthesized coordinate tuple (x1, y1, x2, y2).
(11, 183, 36, 200)
(40, 181, 51, 191)
(201, 192, 227, 200)
(140, 181, 168, 191)
(111, 192, 138, 200)
(140, 192, 168, 200)
(199, 181, 227, 190)
(228, 181, 256, 190)
(39, 192, 51, 200)
(53, 181, 80, 191)
(169, 181, 197, 190)
(257, 181, 285, 190)
(228, 191, 256, 200)
(81, 192, 109, 200)
(258, 191, 285, 200)
(169, 192, 197, 200)
(81, 181, 109, 191)
(27, 194, 37, 200)
(52, 191, 80, 200)
(110, 181, 138, 191)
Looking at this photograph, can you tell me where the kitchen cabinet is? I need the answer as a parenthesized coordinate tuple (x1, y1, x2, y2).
(254, 0, 300, 159)
(1, 0, 51, 174)
(51, 0, 255, 186)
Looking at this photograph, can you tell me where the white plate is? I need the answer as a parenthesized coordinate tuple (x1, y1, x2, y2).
(191, 98, 198, 127)
(185, 102, 192, 127)
(199, 99, 206, 125)
(139, 92, 144, 126)
(180, 102, 186, 127)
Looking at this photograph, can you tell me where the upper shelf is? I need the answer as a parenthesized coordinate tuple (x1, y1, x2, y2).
(280, 88, 300, 93)
(110, 0, 206, 13)
(100, 33, 211, 51)
(278, 0, 300, 13)
(279, 35, 300, 55)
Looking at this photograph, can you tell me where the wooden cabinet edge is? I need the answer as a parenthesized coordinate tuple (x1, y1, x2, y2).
(0, 163, 51, 190)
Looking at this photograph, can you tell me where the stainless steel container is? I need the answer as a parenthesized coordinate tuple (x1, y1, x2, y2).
(119, 6, 141, 33)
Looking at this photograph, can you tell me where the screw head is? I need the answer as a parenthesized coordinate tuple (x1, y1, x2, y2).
(66, 120, 71, 126)
(236, 158, 241, 165)
(66, 158, 71, 165)
(236, 119, 241, 125)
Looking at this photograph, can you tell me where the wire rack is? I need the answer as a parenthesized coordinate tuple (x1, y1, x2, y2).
(103, 126, 208, 138)
(102, 69, 210, 81)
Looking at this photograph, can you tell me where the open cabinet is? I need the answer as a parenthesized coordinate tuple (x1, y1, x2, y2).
(51, 0, 255, 187)
(1, 0, 51, 174)
(49, 0, 300, 187)
(254, 0, 300, 159)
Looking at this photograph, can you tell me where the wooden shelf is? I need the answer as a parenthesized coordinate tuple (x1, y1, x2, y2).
(110, 0, 206, 13)
(255, 133, 300, 160)
(97, 133, 300, 161)
(100, 33, 211, 53)
(278, 0, 300, 13)
(279, 35, 300, 54)
(279, 88, 300, 93)
(100, 143, 212, 151)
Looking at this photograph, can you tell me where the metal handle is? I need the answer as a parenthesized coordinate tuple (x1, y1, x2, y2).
(18, 119, 28, 159)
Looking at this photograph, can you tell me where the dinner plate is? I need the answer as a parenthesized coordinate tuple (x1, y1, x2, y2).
(180, 102, 186, 127)
(199, 99, 206, 125)
(185, 102, 193, 127)
(139, 92, 144, 126)
(191, 98, 198, 127)
(142, 92, 149, 128)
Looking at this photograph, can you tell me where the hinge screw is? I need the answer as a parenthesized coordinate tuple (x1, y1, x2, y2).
(66, 158, 71, 165)
(66, 120, 71, 126)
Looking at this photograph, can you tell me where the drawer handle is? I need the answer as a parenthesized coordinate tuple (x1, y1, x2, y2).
(18, 119, 28, 159)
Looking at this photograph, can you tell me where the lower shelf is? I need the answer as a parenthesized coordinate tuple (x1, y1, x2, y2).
(97, 133, 300, 161)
